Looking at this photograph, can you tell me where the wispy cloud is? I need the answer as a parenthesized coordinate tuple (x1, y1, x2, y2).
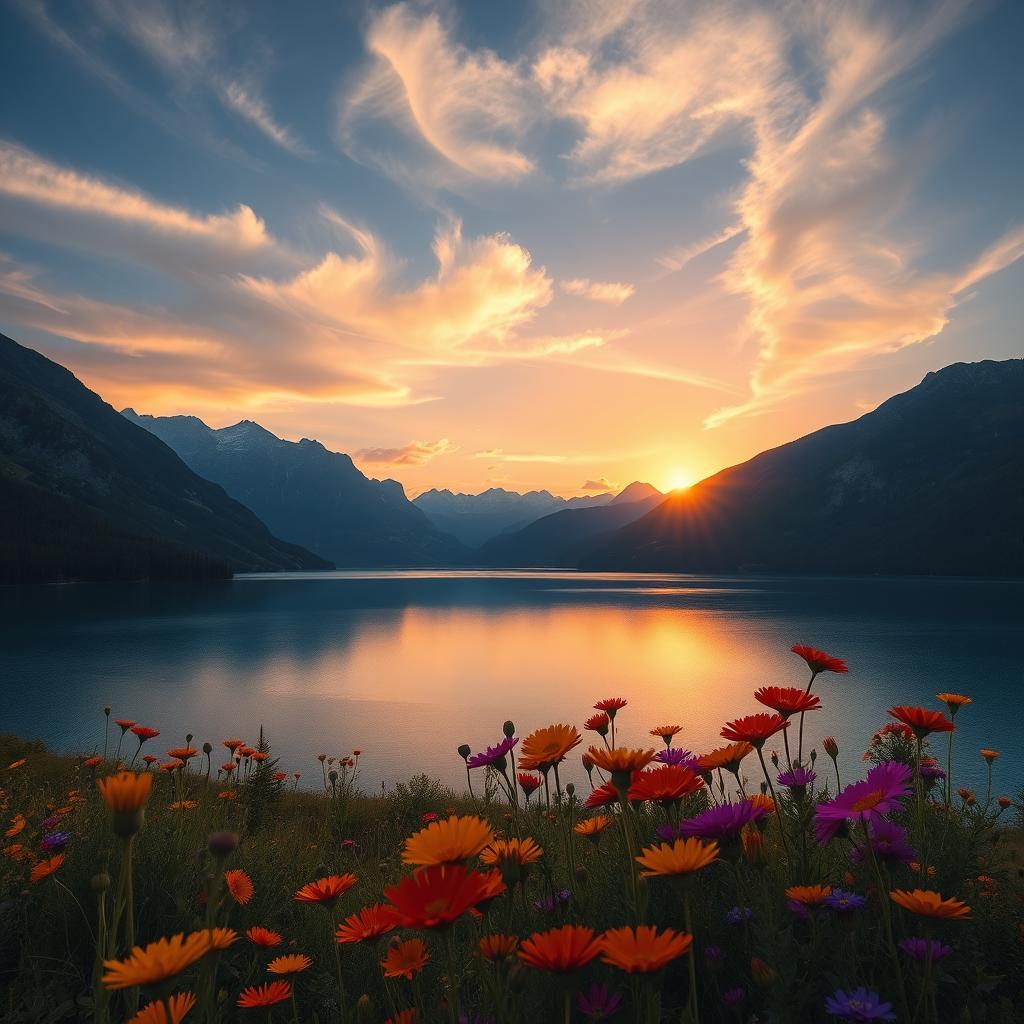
(221, 82, 313, 157)
(560, 278, 635, 304)
(581, 477, 617, 491)
(355, 439, 458, 466)
(658, 224, 744, 272)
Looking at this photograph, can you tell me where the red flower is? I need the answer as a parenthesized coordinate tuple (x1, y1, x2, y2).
(585, 782, 619, 809)
(294, 874, 358, 905)
(584, 713, 610, 735)
(628, 765, 703, 807)
(114, 719, 135, 730)
(888, 706, 955, 739)
(720, 713, 789, 749)
(791, 645, 848, 675)
(384, 865, 504, 929)
(130, 726, 160, 742)
(753, 686, 822, 717)
(517, 773, 543, 796)
(594, 697, 628, 716)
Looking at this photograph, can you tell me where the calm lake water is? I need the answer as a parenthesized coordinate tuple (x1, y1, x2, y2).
(1, 571, 1021, 795)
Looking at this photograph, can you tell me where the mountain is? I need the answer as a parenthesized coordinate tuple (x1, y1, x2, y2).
(478, 483, 664, 566)
(413, 487, 615, 548)
(0, 333, 329, 583)
(122, 411, 469, 567)
(581, 360, 1024, 576)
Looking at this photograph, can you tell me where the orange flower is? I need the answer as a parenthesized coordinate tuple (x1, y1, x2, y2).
(402, 815, 494, 867)
(223, 739, 244, 752)
(791, 645, 848, 675)
(237, 981, 292, 1008)
(785, 884, 832, 906)
(636, 838, 719, 878)
(586, 747, 656, 778)
(385, 866, 505, 929)
(82, 756, 104, 769)
(518, 925, 603, 972)
(628, 765, 703, 806)
(980, 749, 999, 763)
(102, 933, 209, 989)
(225, 870, 254, 906)
(194, 928, 238, 952)
(166, 747, 198, 762)
(385, 1012, 415, 1024)
(518, 725, 582, 771)
(217, 791, 237, 801)
(936, 693, 972, 717)
(600, 925, 693, 973)
(6, 758, 26, 770)
(127, 992, 196, 1024)
(574, 816, 614, 839)
(480, 837, 543, 868)
(381, 938, 429, 979)
(887, 706, 955, 739)
(336, 904, 397, 944)
(890, 889, 971, 919)
(720, 714, 789, 748)
(594, 697, 628, 716)
(697, 742, 754, 774)
(753, 686, 821, 717)
(5, 815, 25, 839)
(30, 854, 65, 884)
(97, 771, 153, 812)
(267, 954, 312, 975)
(478, 934, 519, 961)
(294, 874, 358, 906)
(649, 725, 682, 743)
(246, 927, 283, 948)
(160, 761, 184, 774)
(747, 794, 775, 816)
(169, 801, 197, 811)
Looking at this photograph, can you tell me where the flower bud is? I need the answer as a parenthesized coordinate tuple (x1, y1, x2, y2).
(104, 706, 111, 717)
(458, 744, 471, 761)
(90, 872, 111, 892)
(356, 995, 373, 1023)
(503, 721, 516, 738)
(823, 736, 839, 759)
(328, 770, 338, 783)
(208, 831, 240, 860)
(574, 865, 588, 886)
(810, 748, 817, 764)
(770, 750, 779, 768)
(565, 782, 575, 797)
(186, 734, 193, 745)
(203, 742, 213, 755)
(997, 795, 1012, 809)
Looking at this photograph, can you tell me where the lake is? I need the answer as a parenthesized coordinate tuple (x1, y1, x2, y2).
(1, 571, 1021, 796)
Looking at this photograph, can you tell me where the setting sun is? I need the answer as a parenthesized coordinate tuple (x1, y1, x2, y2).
(664, 469, 697, 492)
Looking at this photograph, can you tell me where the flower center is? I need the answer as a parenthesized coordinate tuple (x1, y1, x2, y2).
(850, 788, 885, 812)
(424, 898, 451, 918)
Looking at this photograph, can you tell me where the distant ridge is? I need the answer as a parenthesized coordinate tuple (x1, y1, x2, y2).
(581, 360, 1024, 576)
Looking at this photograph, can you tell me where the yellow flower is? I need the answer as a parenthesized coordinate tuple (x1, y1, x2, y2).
(401, 815, 494, 867)
(636, 838, 719, 878)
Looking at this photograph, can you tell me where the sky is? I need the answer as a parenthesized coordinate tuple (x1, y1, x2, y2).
(0, 0, 1022, 498)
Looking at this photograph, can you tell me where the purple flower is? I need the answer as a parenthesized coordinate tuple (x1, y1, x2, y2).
(787, 899, 811, 922)
(680, 801, 765, 840)
(825, 889, 867, 914)
(39, 815, 63, 831)
(777, 766, 816, 792)
(466, 736, 518, 769)
(40, 831, 72, 852)
(577, 982, 623, 1020)
(703, 945, 724, 963)
(814, 761, 912, 844)
(868, 819, 916, 864)
(722, 988, 746, 1009)
(824, 987, 896, 1022)
(919, 762, 945, 781)
(899, 937, 951, 963)
(726, 905, 753, 925)
(654, 748, 698, 768)
(655, 821, 684, 843)
(533, 889, 572, 913)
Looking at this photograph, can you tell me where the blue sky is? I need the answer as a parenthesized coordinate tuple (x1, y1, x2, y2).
(1, 0, 1021, 495)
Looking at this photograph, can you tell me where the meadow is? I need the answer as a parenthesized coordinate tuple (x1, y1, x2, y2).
(1, 644, 1021, 1024)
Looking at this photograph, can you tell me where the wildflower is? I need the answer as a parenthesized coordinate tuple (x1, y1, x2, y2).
(649, 725, 682, 745)
(223, 739, 243, 753)
(246, 927, 283, 948)
(127, 992, 196, 1024)
(294, 874, 358, 906)
(518, 925, 603, 972)
(517, 773, 543, 799)
(654, 747, 699, 768)
(30, 854, 65, 883)
(381, 938, 429, 979)
(267, 954, 312, 975)
(791, 645, 848, 675)
(586, 747, 656, 789)
(102, 933, 209, 989)
(754, 686, 822, 717)
(82, 755, 104, 769)
(585, 713, 610, 736)
(997, 795, 1012, 809)
(478, 934, 518, 961)
(887, 706, 955, 739)
(402, 815, 493, 867)
(680, 801, 765, 841)
(814, 761, 912, 844)
(586, 782, 619, 809)
(5, 815, 26, 839)
(722, 988, 746, 1008)
(7, 758, 27, 770)
(217, 791, 237, 801)
(533, 890, 572, 913)
(742, 829, 766, 866)
(143, 755, 158, 766)
(823, 736, 839, 758)
(957, 786, 974, 802)
(864, 819, 916, 864)
(166, 746, 199, 762)
(826, 889, 867, 914)
(636, 837, 719, 878)
(225, 869, 253, 906)
(594, 697, 627, 716)
(726, 906, 753, 925)
(519, 725, 583, 771)
(168, 801, 198, 811)
(251, 752, 268, 763)
(785, 884, 832, 906)
(237, 981, 292, 1008)
(628, 765, 703, 806)
(890, 889, 971, 919)
(577, 981, 623, 1020)
(824, 987, 896, 1022)
(466, 736, 518, 770)
(777, 766, 816, 796)
(480, 837, 543, 868)
(574, 816, 614, 840)
(751, 957, 776, 987)
(704, 946, 724, 965)
(720, 713, 788, 748)
(131, 726, 160, 742)
(980, 748, 999, 763)
(336, 904, 397, 943)
(600, 925, 692, 973)
(385, 865, 504, 929)
(195, 927, 238, 952)
(97, 771, 153, 836)
(160, 761, 184, 774)
(898, 937, 951, 962)
(936, 693, 972, 717)
(41, 831, 71, 852)
(384, 1013, 415, 1024)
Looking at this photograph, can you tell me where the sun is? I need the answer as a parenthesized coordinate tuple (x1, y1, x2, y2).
(664, 469, 696, 492)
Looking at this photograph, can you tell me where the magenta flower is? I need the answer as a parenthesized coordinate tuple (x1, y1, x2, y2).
(680, 801, 765, 840)
(814, 761, 912, 844)
(777, 766, 816, 794)
(899, 938, 951, 963)
(466, 735, 518, 769)
(577, 981, 623, 1020)
(654, 747, 698, 768)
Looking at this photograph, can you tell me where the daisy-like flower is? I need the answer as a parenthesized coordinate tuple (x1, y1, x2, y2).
(534, 890, 572, 914)
(246, 927, 283, 948)
(166, 747, 199, 762)
(636, 838, 719, 878)
(267, 954, 311, 975)
(654, 747, 699, 768)
(466, 736, 518, 770)
(480, 837, 543, 868)
(41, 831, 72, 852)
(381, 938, 429, 979)
(824, 987, 895, 1022)
(160, 761, 184, 774)
(97, 771, 153, 812)
(384, 1013, 415, 1024)
(935, 693, 971, 717)
(777, 766, 816, 794)
(518, 925, 603, 973)
(826, 890, 867, 914)
(600, 926, 692, 973)
(385, 865, 505, 929)
(237, 981, 292, 1008)
(898, 937, 951, 963)
(586, 747, 657, 788)
(574, 816, 614, 840)
(649, 725, 682, 745)
(7, 759, 27, 770)
(517, 773, 543, 799)
(168, 801, 197, 811)
(627, 765, 703, 807)
(5, 815, 25, 839)
(131, 726, 160, 743)
(102, 933, 209, 990)
(887, 706, 955, 739)
(980, 748, 999, 763)
(577, 982, 623, 1020)
(518, 725, 582, 771)
(585, 782, 619, 809)
(294, 874, 358, 906)
(593, 697, 627, 716)
(194, 928, 238, 952)
(478, 934, 518, 961)
(865, 819, 916, 864)
(785, 884, 832, 906)
(720, 713, 789, 749)
(82, 756, 104, 770)
(30, 854, 65, 883)
(813, 761, 912, 844)
(224, 869, 253, 906)
(754, 686, 822, 717)
(127, 992, 196, 1024)
(890, 889, 971, 919)
(791, 645, 848, 675)
(402, 815, 494, 867)
(223, 739, 243, 753)
(584, 713, 610, 736)
(680, 801, 765, 841)
(335, 904, 397, 944)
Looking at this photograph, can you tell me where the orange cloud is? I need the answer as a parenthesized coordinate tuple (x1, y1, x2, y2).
(560, 278, 635, 304)
(355, 439, 458, 467)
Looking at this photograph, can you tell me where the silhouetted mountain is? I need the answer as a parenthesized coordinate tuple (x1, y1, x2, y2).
(608, 481, 661, 506)
(123, 411, 469, 567)
(479, 484, 664, 566)
(0, 333, 328, 582)
(581, 360, 1024, 576)
(413, 487, 615, 548)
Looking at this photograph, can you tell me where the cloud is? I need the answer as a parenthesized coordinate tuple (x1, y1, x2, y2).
(560, 278, 635, 304)
(340, 3, 535, 187)
(355, 439, 458, 466)
(658, 224, 745, 272)
(221, 82, 312, 157)
(581, 477, 617, 491)
(472, 449, 569, 464)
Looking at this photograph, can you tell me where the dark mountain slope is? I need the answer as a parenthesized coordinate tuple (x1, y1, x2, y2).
(581, 360, 1024, 576)
(0, 333, 328, 581)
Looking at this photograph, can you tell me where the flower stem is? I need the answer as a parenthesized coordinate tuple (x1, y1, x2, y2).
(684, 892, 700, 1024)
